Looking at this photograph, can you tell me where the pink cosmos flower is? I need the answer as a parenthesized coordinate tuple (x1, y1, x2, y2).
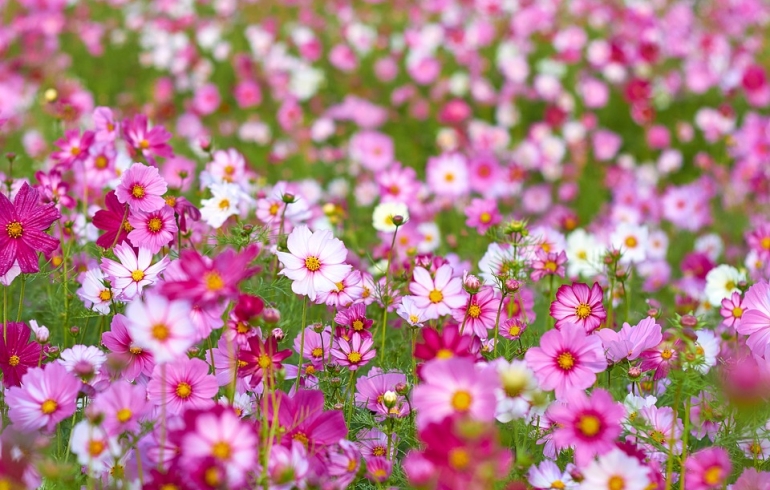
(238, 335, 293, 388)
(332, 333, 376, 371)
(7, 362, 81, 432)
(294, 326, 332, 373)
(124, 291, 195, 364)
(89, 380, 149, 436)
(531, 249, 567, 282)
(408, 264, 466, 320)
(720, 291, 745, 328)
(269, 390, 347, 456)
(76, 267, 114, 315)
(639, 336, 682, 380)
(277, 225, 352, 302)
(355, 368, 410, 419)
(412, 357, 499, 429)
(102, 314, 155, 381)
(122, 114, 174, 164)
(0, 182, 61, 276)
(268, 441, 309, 490)
(316, 269, 364, 308)
(147, 357, 218, 413)
(93, 190, 131, 249)
(684, 447, 731, 490)
(550, 282, 607, 333)
(349, 130, 394, 172)
(69, 421, 121, 468)
(100, 242, 169, 300)
(637, 405, 684, 460)
(335, 303, 373, 336)
(464, 198, 502, 235)
(596, 317, 662, 363)
(52, 129, 94, 169)
(115, 163, 168, 213)
(179, 406, 258, 487)
(546, 388, 625, 466)
(525, 322, 608, 399)
(738, 281, 770, 355)
(127, 205, 177, 254)
(451, 286, 501, 338)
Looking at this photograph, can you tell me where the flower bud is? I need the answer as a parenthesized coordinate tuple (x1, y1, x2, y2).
(392, 215, 405, 227)
(233, 294, 265, 323)
(281, 193, 296, 204)
(44, 88, 58, 103)
(199, 136, 212, 152)
(382, 390, 398, 408)
(271, 328, 285, 342)
(263, 308, 281, 324)
(395, 382, 409, 395)
(628, 366, 642, 379)
(463, 273, 481, 294)
(680, 314, 698, 328)
(69, 326, 79, 336)
(504, 278, 521, 293)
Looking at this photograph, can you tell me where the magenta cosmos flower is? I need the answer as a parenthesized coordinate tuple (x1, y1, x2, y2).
(122, 114, 174, 164)
(0, 322, 41, 387)
(7, 362, 81, 431)
(102, 313, 155, 381)
(89, 380, 149, 436)
(684, 447, 732, 490)
(277, 225, 352, 302)
(451, 286, 501, 338)
(546, 388, 625, 467)
(412, 357, 499, 430)
(269, 390, 347, 456)
(525, 322, 608, 399)
(115, 163, 168, 213)
(550, 282, 607, 333)
(93, 190, 131, 249)
(238, 335, 293, 388)
(0, 182, 61, 276)
(409, 264, 466, 320)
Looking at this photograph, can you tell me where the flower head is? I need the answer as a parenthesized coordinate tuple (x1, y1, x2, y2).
(115, 163, 168, 212)
(0, 322, 42, 387)
(408, 264, 466, 320)
(124, 291, 195, 364)
(7, 362, 81, 431)
(550, 282, 607, 333)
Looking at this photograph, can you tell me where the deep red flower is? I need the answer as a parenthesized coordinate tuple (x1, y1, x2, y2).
(238, 335, 292, 388)
(92, 190, 131, 249)
(0, 322, 42, 387)
(414, 325, 479, 363)
(269, 390, 347, 456)
(0, 182, 61, 276)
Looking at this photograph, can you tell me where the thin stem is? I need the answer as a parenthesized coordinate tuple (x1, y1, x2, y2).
(379, 227, 400, 354)
(2, 285, 6, 342)
(295, 296, 308, 392)
(679, 396, 691, 490)
(459, 293, 475, 336)
(16, 274, 25, 322)
(346, 369, 356, 425)
(493, 292, 508, 357)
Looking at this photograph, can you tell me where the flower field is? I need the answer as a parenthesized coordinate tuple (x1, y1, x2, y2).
(1, 0, 770, 488)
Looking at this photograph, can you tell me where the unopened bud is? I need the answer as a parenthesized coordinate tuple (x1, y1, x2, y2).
(395, 382, 409, 395)
(680, 315, 698, 328)
(271, 328, 285, 342)
(628, 366, 642, 379)
(199, 136, 212, 152)
(382, 390, 398, 408)
(505, 278, 521, 293)
(281, 193, 296, 204)
(5, 153, 16, 164)
(44, 88, 58, 103)
(69, 326, 79, 336)
(263, 308, 281, 324)
(463, 273, 481, 293)
(392, 215, 405, 227)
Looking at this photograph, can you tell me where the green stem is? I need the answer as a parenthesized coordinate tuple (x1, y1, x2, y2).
(379, 227, 400, 355)
(346, 369, 356, 426)
(493, 292, 507, 357)
(459, 293, 474, 336)
(2, 285, 6, 342)
(295, 296, 308, 391)
(16, 274, 25, 322)
(679, 396, 691, 490)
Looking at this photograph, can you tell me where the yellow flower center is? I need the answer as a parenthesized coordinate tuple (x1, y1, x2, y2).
(336, 282, 345, 292)
(131, 185, 145, 198)
(479, 212, 491, 223)
(129, 346, 143, 355)
(347, 458, 359, 472)
(347, 352, 362, 363)
(557, 352, 575, 370)
(445, 173, 455, 182)
(218, 199, 230, 210)
(117, 408, 132, 423)
(725, 280, 736, 290)
(577, 414, 601, 437)
(703, 466, 722, 485)
(428, 289, 444, 303)
(552, 481, 566, 490)
(508, 326, 521, 337)
(451, 390, 472, 411)
(165, 196, 177, 207)
(204, 271, 224, 291)
(409, 314, 419, 324)
(305, 256, 321, 272)
(762, 237, 770, 250)
(224, 165, 235, 176)
(733, 306, 744, 318)
(258, 354, 272, 369)
(6, 221, 22, 239)
(436, 348, 453, 359)
(204, 468, 221, 487)
(175, 382, 192, 398)
(269, 203, 280, 216)
(89, 440, 105, 457)
(468, 304, 481, 318)
(122, 221, 133, 232)
(292, 432, 309, 448)
(544, 261, 558, 272)
(8, 355, 20, 367)
(608, 476, 625, 490)
(352, 320, 364, 331)
(148, 217, 163, 233)
(99, 290, 112, 301)
(71, 147, 81, 156)
(625, 236, 638, 248)
(41, 399, 58, 415)
(305, 365, 316, 375)
(212, 441, 231, 460)
(575, 303, 592, 319)
(311, 347, 323, 358)
(661, 349, 673, 360)
(95, 155, 108, 169)
(236, 322, 250, 334)
(373, 446, 386, 457)
(152, 324, 169, 341)
(650, 430, 666, 444)
(131, 269, 145, 282)
(448, 448, 469, 470)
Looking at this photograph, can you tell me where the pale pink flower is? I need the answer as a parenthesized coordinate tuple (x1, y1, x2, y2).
(408, 265, 466, 320)
(100, 242, 169, 301)
(124, 291, 195, 364)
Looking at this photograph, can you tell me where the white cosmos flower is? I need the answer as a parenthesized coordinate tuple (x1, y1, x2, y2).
(200, 182, 242, 228)
(372, 202, 409, 232)
(610, 223, 649, 264)
(580, 448, 650, 490)
(565, 229, 602, 277)
(704, 264, 745, 306)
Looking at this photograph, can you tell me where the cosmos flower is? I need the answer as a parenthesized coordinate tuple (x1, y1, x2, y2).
(372, 202, 409, 232)
(579, 448, 651, 490)
(100, 242, 169, 300)
(0, 322, 42, 387)
(268, 390, 347, 456)
(69, 421, 121, 468)
(684, 447, 732, 490)
(199, 182, 243, 229)
(524, 322, 607, 399)
(92, 190, 132, 249)
(76, 267, 114, 315)
(147, 357, 218, 413)
(115, 163, 168, 212)
(127, 205, 178, 254)
(124, 291, 195, 364)
(88, 380, 149, 436)
(101, 314, 155, 381)
(408, 264, 466, 320)
(331, 332, 376, 371)
(0, 182, 61, 276)
(122, 114, 174, 164)
(550, 282, 607, 333)
(451, 285, 501, 338)
(277, 225, 352, 302)
(6, 362, 81, 432)
(238, 335, 293, 388)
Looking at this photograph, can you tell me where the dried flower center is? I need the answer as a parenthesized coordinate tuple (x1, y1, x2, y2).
(436, 348, 453, 359)
(99, 290, 112, 301)
(152, 324, 169, 341)
(147, 217, 163, 233)
(117, 408, 132, 423)
(468, 304, 481, 318)
(608, 476, 625, 490)
(703, 466, 722, 485)
(8, 355, 20, 367)
(428, 289, 444, 303)
(311, 347, 323, 358)
(258, 354, 272, 369)
(204, 271, 225, 291)
(131, 185, 145, 199)
(212, 441, 231, 460)
(451, 390, 472, 411)
(448, 448, 469, 470)
(557, 352, 575, 371)
(175, 382, 192, 398)
(305, 256, 321, 272)
(577, 414, 601, 437)
(347, 352, 362, 363)
(575, 303, 592, 319)
(6, 221, 22, 239)
(41, 399, 58, 415)
(89, 440, 106, 457)
(131, 270, 145, 282)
